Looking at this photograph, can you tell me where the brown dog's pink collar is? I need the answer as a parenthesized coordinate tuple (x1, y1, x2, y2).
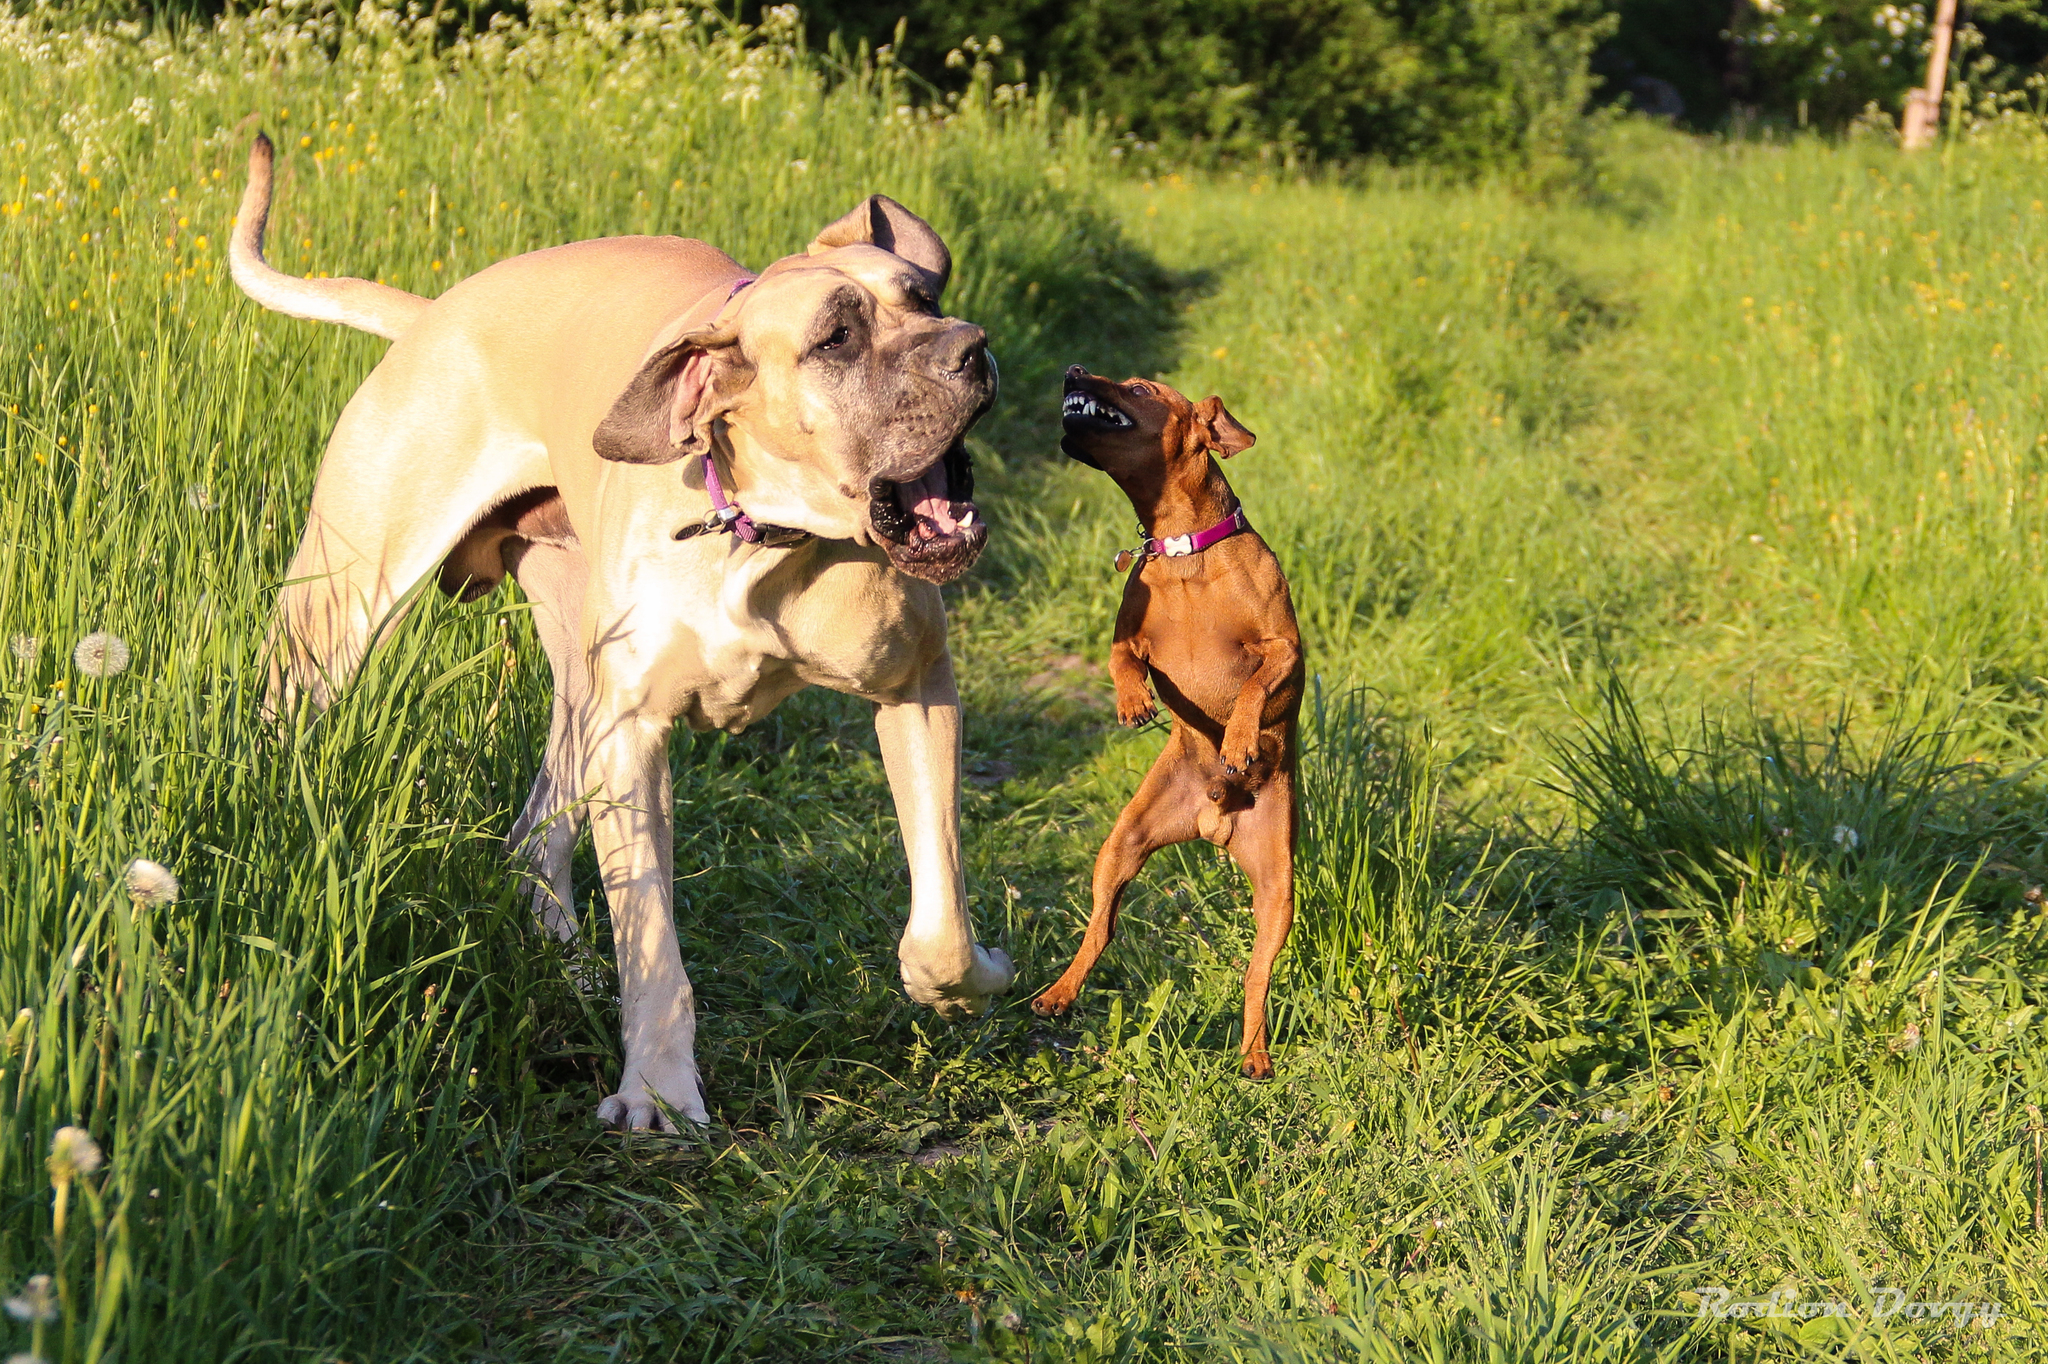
(1114, 506, 1249, 572)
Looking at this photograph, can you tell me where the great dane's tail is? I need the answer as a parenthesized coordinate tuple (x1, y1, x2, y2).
(230, 132, 429, 342)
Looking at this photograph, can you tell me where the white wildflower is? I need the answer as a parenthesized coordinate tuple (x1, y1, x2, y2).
(9, 1353, 51, 1364)
(47, 1126, 103, 1182)
(124, 859, 179, 906)
(127, 95, 154, 125)
(1831, 824, 1859, 851)
(72, 631, 129, 678)
(185, 484, 213, 512)
(3, 1275, 56, 1324)
(9, 634, 36, 663)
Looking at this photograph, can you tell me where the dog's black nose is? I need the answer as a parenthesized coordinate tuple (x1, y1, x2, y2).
(1065, 364, 1088, 383)
(936, 322, 989, 378)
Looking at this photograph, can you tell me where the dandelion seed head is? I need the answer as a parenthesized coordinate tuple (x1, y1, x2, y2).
(47, 1126, 103, 1182)
(186, 484, 214, 512)
(72, 631, 130, 678)
(3, 1274, 57, 1324)
(124, 858, 179, 906)
(997, 1311, 1023, 1332)
(8, 634, 36, 663)
(9, 1352, 52, 1364)
(1831, 824, 1860, 851)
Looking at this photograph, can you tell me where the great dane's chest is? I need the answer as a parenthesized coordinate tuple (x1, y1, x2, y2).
(583, 535, 945, 732)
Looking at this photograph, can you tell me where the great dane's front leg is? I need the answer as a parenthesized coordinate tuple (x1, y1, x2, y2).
(583, 706, 706, 1130)
(874, 652, 1016, 1015)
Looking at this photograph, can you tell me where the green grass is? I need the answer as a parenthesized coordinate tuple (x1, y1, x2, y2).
(2, 5, 2047, 1361)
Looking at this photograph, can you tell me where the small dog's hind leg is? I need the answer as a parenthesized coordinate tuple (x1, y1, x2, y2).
(1032, 743, 1206, 1017)
(1224, 766, 1297, 1079)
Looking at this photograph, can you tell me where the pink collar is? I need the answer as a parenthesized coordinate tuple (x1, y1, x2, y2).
(1114, 506, 1249, 572)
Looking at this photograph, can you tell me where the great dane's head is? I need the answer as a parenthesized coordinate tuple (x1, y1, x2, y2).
(593, 196, 995, 583)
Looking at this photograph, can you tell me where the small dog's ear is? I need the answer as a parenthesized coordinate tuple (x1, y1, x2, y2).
(593, 323, 750, 465)
(808, 194, 952, 297)
(1194, 395, 1256, 458)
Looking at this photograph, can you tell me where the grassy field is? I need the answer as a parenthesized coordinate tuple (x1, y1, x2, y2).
(3, 4, 2047, 1361)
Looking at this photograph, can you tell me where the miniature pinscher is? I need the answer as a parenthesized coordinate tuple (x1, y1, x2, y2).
(1032, 365, 1304, 1078)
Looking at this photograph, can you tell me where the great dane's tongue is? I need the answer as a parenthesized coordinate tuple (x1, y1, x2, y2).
(903, 466, 958, 539)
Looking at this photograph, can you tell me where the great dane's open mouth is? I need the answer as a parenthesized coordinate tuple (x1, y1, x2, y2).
(869, 440, 986, 583)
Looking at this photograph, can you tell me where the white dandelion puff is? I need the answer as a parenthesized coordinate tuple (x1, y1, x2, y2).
(1832, 824, 1860, 851)
(8, 634, 36, 663)
(3, 1275, 56, 1325)
(47, 1127, 103, 1183)
(72, 632, 129, 678)
(9, 1352, 52, 1364)
(124, 859, 179, 906)
(185, 484, 214, 512)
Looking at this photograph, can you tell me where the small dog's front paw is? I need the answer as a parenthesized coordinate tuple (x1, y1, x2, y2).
(1116, 692, 1158, 728)
(1219, 732, 1260, 777)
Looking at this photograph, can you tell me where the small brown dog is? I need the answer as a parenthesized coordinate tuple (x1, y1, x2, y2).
(1032, 366, 1304, 1077)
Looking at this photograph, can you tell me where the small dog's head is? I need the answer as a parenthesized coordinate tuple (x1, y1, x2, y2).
(1059, 366, 1254, 480)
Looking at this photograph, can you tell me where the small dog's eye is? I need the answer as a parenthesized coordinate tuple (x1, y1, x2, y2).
(817, 324, 851, 352)
(1130, 384, 1153, 397)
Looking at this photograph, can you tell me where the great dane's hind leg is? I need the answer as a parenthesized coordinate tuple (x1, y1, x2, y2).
(505, 538, 591, 945)
(582, 703, 706, 1130)
(874, 652, 1015, 1015)
(266, 362, 549, 713)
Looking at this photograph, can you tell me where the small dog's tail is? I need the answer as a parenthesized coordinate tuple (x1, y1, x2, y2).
(229, 132, 429, 342)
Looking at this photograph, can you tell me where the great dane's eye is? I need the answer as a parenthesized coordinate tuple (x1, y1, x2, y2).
(817, 324, 851, 353)
(1130, 383, 1154, 397)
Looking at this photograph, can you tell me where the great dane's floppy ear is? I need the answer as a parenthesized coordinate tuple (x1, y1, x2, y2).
(808, 195, 952, 296)
(593, 322, 748, 465)
(1193, 395, 1256, 458)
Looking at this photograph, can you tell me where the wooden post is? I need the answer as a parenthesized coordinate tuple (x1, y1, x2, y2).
(1901, 0, 1959, 149)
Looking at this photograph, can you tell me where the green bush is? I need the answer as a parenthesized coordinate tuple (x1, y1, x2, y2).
(796, 0, 1616, 167)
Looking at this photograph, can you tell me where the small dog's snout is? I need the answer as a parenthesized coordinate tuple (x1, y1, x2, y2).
(1066, 364, 1088, 383)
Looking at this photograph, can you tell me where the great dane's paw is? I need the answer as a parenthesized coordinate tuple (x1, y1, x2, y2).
(562, 944, 607, 995)
(597, 1072, 707, 1132)
(904, 943, 1016, 1019)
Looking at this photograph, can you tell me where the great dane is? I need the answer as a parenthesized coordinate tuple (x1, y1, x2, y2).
(229, 133, 1014, 1129)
